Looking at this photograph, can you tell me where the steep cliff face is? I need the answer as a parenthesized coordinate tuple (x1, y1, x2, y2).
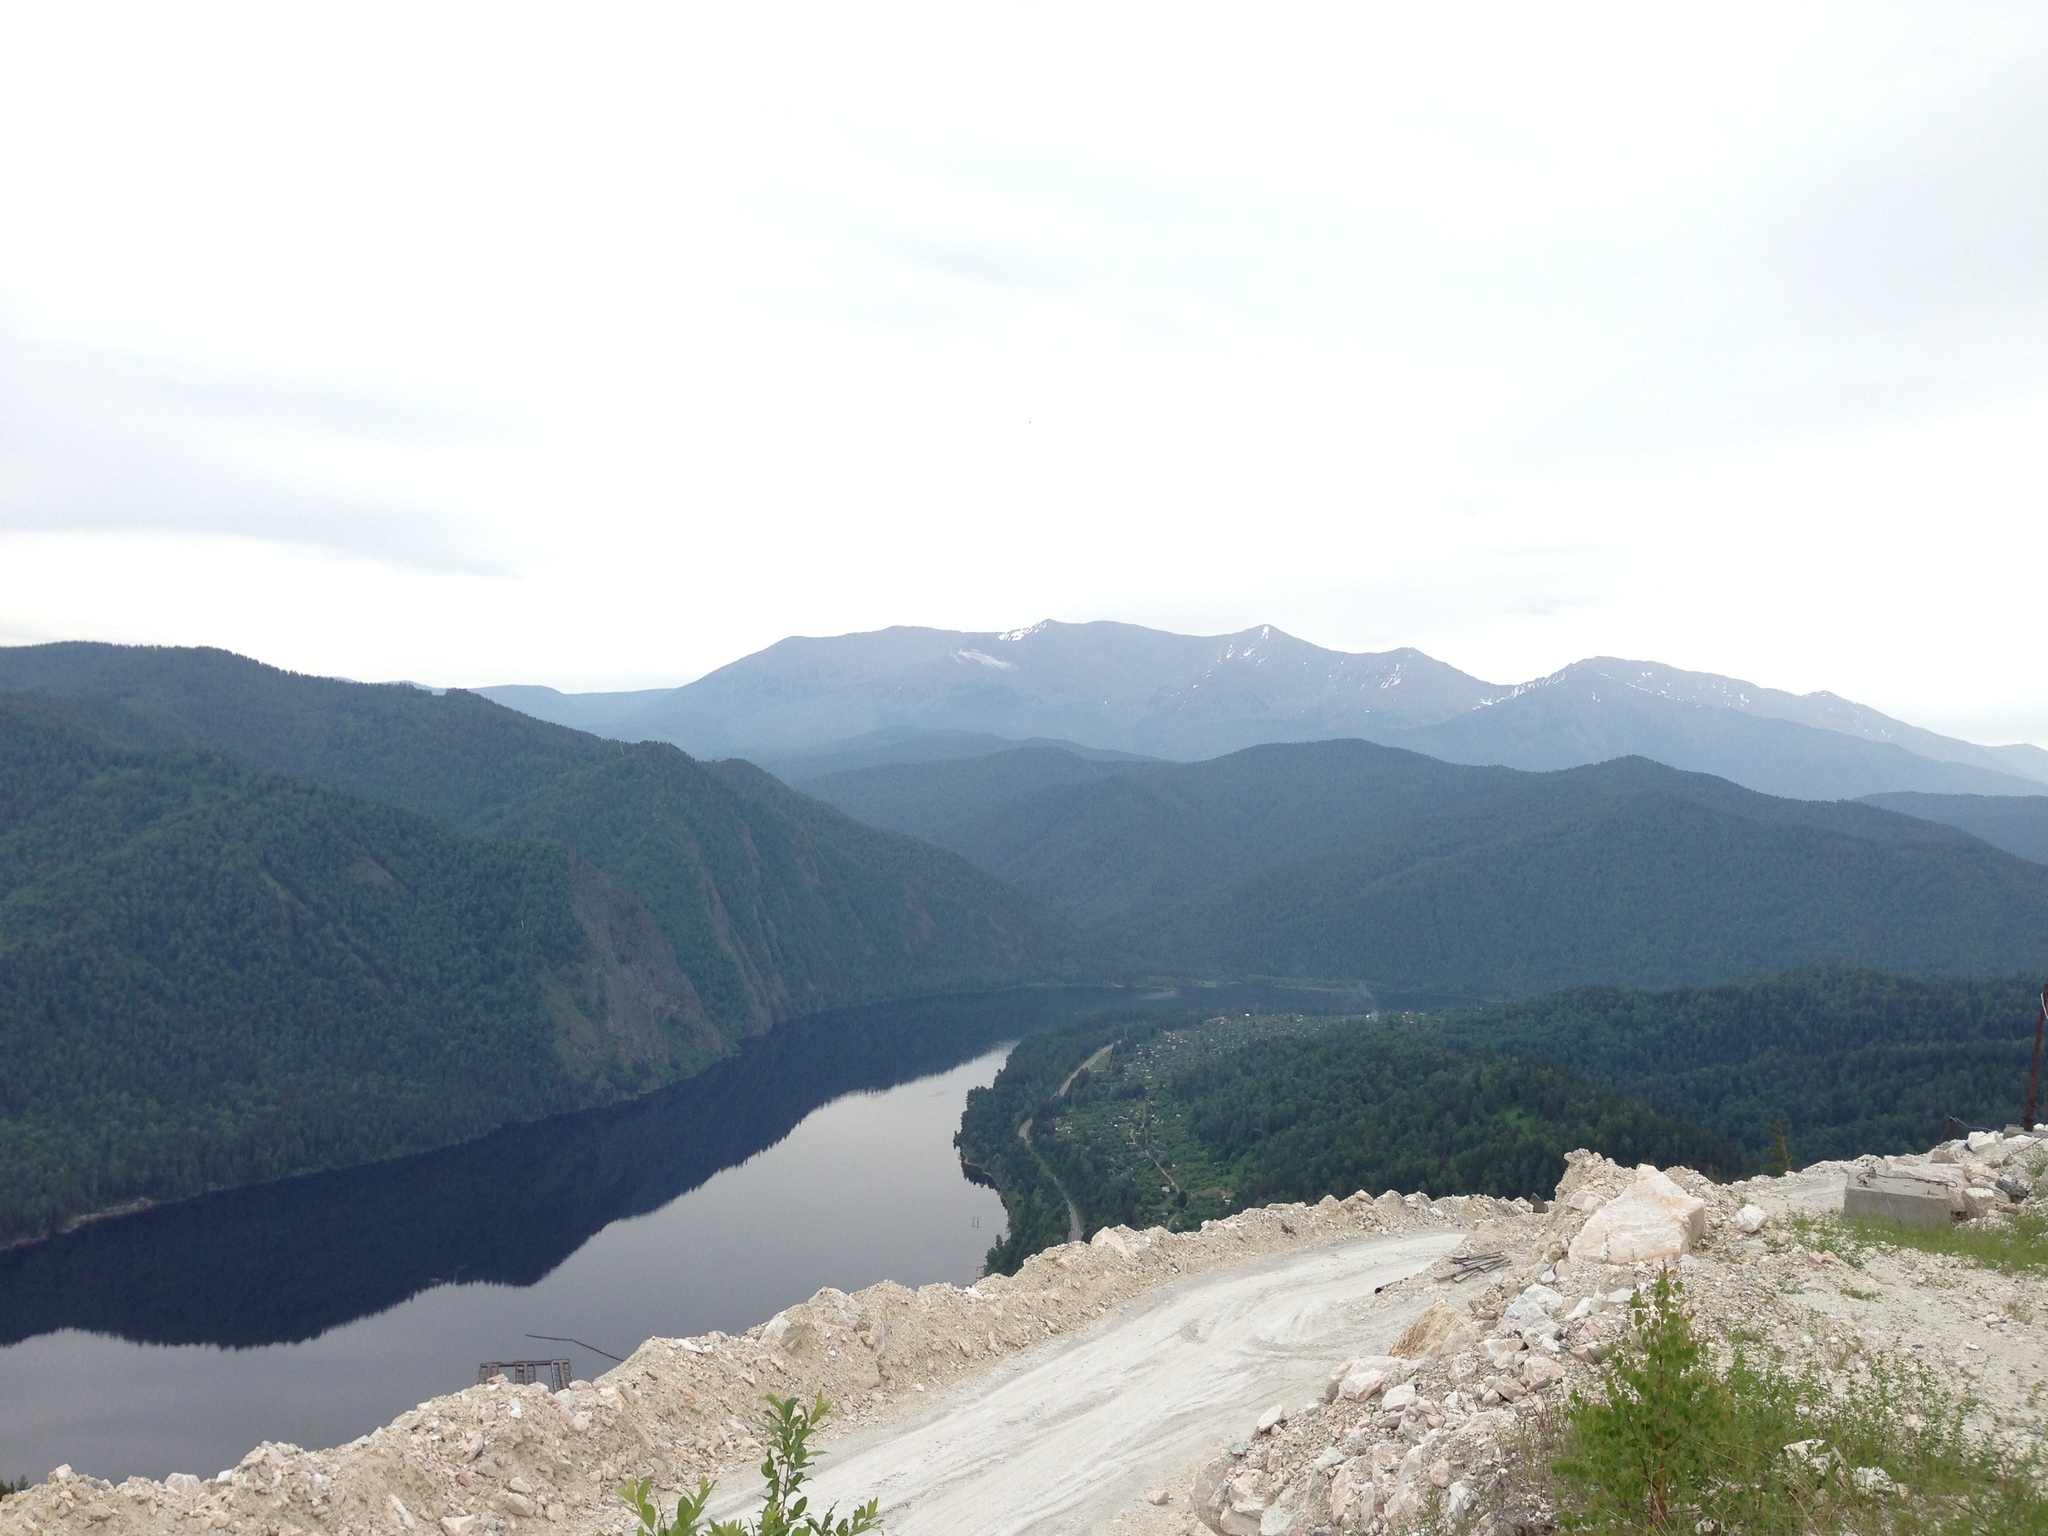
(548, 853, 728, 1083)
(486, 746, 1088, 1038)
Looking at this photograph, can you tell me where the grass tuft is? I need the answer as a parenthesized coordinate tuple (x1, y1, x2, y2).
(1803, 1209, 2048, 1275)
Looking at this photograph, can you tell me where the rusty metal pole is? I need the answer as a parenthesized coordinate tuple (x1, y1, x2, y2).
(2025, 982, 2048, 1133)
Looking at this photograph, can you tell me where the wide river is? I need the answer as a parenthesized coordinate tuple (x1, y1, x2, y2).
(0, 983, 1337, 1484)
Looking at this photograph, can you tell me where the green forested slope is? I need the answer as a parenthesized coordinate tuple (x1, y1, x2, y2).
(819, 739, 2048, 999)
(0, 642, 606, 825)
(0, 698, 716, 1245)
(1862, 791, 2048, 867)
(1427, 966, 2046, 1164)
(1142, 775, 2048, 998)
(478, 748, 1087, 1029)
(957, 1006, 1735, 1272)
(959, 967, 2047, 1270)
(0, 643, 1094, 1038)
(857, 739, 1524, 929)
(798, 745, 1148, 846)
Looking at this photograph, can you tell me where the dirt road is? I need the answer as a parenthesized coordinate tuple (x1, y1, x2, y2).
(709, 1230, 1461, 1535)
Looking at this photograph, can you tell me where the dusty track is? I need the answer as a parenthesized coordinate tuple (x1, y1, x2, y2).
(707, 1231, 1461, 1535)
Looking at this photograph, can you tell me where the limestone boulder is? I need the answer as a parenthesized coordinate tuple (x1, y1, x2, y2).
(1390, 1297, 1479, 1359)
(1567, 1166, 1706, 1265)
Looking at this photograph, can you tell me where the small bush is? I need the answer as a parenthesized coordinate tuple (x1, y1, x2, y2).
(618, 1392, 880, 1536)
(1547, 1272, 2048, 1534)
(1552, 1272, 1733, 1527)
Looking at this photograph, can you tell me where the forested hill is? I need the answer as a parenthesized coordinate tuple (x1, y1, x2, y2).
(0, 642, 1095, 1037)
(1426, 966, 2047, 1165)
(1861, 791, 2048, 867)
(956, 967, 2046, 1271)
(956, 1005, 1737, 1272)
(810, 737, 2048, 1002)
(0, 697, 724, 1246)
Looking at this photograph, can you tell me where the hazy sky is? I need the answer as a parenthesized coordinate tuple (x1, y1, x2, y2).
(2, 6, 2044, 742)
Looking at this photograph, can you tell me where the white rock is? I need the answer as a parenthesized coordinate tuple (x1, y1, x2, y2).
(49, 1465, 74, 1482)
(1144, 1486, 1170, 1506)
(1480, 1336, 1525, 1367)
(1736, 1204, 1769, 1234)
(165, 1474, 203, 1497)
(1568, 1167, 1706, 1265)
(389, 1494, 418, 1530)
(1311, 1447, 1346, 1472)
(1969, 1130, 2002, 1152)
(1852, 1466, 1900, 1495)
(1328, 1462, 1375, 1524)
(1337, 1355, 1409, 1400)
(1784, 1439, 1841, 1478)
(441, 1518, 481, 1536)
(1503, 1284, 1562, 1324)
(1091, 1227, 1132, 1258)
(1381, 1382, 1418, 1412)
(1256, 1402, 1287, 1433)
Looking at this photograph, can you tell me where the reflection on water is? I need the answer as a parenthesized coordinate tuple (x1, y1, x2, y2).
(0, 983, 1350, 1482)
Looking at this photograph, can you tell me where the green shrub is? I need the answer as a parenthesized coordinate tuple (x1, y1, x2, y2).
(618, 1392, 880, 1536)
(1552, 1273, 1733, 1527)
(1548, 1272, 2048, 1534)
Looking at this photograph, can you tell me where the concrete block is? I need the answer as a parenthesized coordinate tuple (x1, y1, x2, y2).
(1844, 1175, 1953, 1230)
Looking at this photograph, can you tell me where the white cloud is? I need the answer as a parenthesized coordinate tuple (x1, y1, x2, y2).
(0, 3, 2042, 740)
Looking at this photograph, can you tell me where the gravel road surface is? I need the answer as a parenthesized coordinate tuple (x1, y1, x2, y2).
(710, 1230, 1462, 1535)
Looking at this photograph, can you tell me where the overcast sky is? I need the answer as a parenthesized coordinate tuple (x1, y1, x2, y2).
(2, 5, 2044, 742)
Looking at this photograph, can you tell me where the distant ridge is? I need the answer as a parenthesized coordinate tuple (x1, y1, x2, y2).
(802, 737, 2048, 1003)
(477, 621, 2048, 802)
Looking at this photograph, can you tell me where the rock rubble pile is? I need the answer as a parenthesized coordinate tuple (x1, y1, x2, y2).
(10, 1133, 2045, 1536)
(1176, 1138, 2048, 1536)
(1, 1187, 1499, 1536)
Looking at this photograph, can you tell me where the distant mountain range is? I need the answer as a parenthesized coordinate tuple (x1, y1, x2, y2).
(478, 621, 2048, 803)
(798, 737, 2048, 1003)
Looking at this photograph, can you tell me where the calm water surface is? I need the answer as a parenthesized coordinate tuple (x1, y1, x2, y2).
(0, 983, 1346, 1483)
